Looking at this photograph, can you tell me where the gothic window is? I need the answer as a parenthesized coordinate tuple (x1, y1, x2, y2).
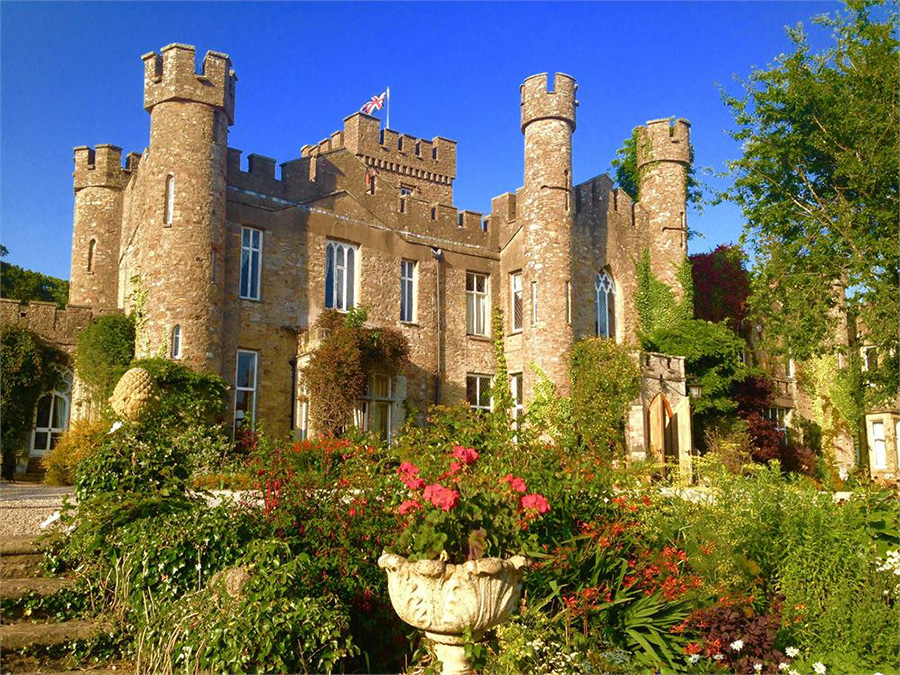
(164, 174, 175, 226)
(87, 239, 96, 272)
(466, 374, 492, 412)
(171, 325, 182, 359)
(234, 350, 258, 429)
(240, 227, 263, 300)
(466, 272, 489, 336)
(595, 271, 616, 339)
(509, 272, 523, 333)
(400, 260, 416, 323)
(325, 240, 358, 311)
(30, 370, 72, 456)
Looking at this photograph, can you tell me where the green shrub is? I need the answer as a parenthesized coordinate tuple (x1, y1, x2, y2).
(0, 325, 65, 465)
(569, 338, 641, 455)
(138, 540, 357, 675)
(132, 358, 227, 427)
(74, 313, 135, 399)
(42, 418, 109, 485)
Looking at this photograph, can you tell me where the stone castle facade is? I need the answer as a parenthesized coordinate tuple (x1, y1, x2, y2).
(67, 43, 695, 466)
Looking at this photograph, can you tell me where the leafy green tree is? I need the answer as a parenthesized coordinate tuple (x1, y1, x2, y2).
(0, 252, 69, 307)
(720, 2, 898, 436)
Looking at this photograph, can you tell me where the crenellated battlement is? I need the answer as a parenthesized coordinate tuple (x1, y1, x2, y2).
(142, 44, 237, 123)
(520, 72, 577, 132)
(73, 144, 131, 191)
(636, 118, 691, 167)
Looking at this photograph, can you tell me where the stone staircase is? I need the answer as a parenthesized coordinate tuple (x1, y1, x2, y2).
(0, 535, 120, 672)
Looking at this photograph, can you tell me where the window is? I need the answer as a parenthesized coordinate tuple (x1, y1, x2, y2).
(400, 260, 416, 323)
(766, 407, 788, 446)
(400, 184, 414, 196)
(87, 239, 96, 272)
(361, 374, 393, 442)
(466, 272, 489, 336)
(164, 174, 175, 226)
(171, 325, 182, 359)
(234, 350, 258, 428)
(510, 372, 524, 436)
(863, 346, 878, 372)
(240, 227, 263, 300)
(531, 281, 538, 327)
(871, 420, 886, 470)
(565, 281, 572, 325)
(595, 271, 616, 339)
(30, 371, 72, 456)
(466, 374, 492, 412)
(297, 372, 309, 441)
(325, 240, 358, 311)
(786, 358, 795, 379)
(509, 272, 523, 333)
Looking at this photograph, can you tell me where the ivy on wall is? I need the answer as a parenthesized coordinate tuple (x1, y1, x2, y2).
(800, 354, 863, 462)
(635, 248, 694, 341)
(0, 326, 66, 464)
(75, 313, 136, 399)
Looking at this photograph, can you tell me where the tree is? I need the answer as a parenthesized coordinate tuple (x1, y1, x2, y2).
(0, 247, 69, 308)
(690, 245, 751, 327)
(721, 2, 898, 427)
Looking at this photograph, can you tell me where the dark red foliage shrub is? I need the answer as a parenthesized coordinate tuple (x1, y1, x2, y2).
(733, 375, 775, 415)
(690, 244, 751, 327)
(744, 412, 783, 463)
(780, 442, 818, 476)
(688, 603, 786, 673)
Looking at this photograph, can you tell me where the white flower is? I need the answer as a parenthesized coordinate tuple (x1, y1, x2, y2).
(730, 639, 745, 651)
(688, 654, 701, 664)
(838, 467, 849, 481)
(813, 663, 827, 674)
(874, 672, 885, 675)
(789, 670, 800, 675)
(778, 664, 790, 672)
(713, 653, 724, 661)
(754, 664, 763, 673)
(785, 646, 800, 658)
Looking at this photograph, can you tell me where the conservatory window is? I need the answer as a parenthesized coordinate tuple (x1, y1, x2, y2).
(325, 240, 358, 311)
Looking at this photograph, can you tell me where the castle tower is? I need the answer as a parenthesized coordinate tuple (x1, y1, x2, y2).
(520, 72, 577, 396)
(70, 145, 129, 308)
(137, 44, 236, 371)
(636, 118, 691, 297)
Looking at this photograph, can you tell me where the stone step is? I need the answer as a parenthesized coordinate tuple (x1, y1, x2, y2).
(0, 536, 41, 556)
(1, 553, 44, 579)
(1, 577, 74, 602)
(0, 618, 109, 651)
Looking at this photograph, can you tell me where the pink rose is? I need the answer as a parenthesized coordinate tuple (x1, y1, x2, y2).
(399, 499, 421, 515)
(451, 446, 479, 465)
(423, 483, 461, 511)
(520, 493, 550, 514)
(502, 474, 528, 493)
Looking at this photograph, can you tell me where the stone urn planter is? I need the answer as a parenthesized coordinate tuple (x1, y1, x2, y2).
(378, 552, 528, 675)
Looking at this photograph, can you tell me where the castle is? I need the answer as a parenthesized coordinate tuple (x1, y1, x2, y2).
(63, 43, 700, 465)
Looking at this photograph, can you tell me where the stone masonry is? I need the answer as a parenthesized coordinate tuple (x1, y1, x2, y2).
(67, 44, 694, 465)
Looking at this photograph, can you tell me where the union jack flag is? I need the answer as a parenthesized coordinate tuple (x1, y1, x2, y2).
(360, 91, 386, 115)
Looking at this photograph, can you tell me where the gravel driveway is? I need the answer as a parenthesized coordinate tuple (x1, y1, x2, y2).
(0, 483, 73, 537)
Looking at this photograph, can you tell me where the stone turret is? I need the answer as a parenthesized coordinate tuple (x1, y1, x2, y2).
(70, 145, 130, 308)
(520, 72, 577, 396)
(135, 44, 236, 371)
(637, 118, 691, 297)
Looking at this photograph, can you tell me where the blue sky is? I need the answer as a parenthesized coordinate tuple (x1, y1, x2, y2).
(1, 1, 841, 280)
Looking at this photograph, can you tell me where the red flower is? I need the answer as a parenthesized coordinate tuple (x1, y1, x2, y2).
(451, 446, 479, 465)
(502, 474, 528, 493)
(397, 462, 420, 476)
(423, 483, 460, 511)
(520, 493, 550, 514)
(685, 642, 702, 655)
(402, 476, 426, 490)
(398, 499, 421, 515)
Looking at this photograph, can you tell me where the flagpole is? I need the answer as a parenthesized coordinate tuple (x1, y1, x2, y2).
(386, 87, 390, 130)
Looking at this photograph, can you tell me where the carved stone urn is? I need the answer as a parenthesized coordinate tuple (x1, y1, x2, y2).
(378, 553, 528, 675)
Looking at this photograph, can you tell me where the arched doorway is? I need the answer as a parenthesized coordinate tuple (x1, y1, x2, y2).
(30, 370, 73, 456)
(648, 392, 678, 467)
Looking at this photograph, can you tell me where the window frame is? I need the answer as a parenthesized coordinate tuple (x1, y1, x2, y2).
(234, 349, 259, 429)
(400, 259, 417, 323)
(171, 325, 182, 360)
(870, 420, 887, 470)
(240, 227, 263, 301)
(509, 272, 523, 333)
(510, 372, 524, 440)
(466, 373, 493, 412)
(164, 174, 175, 227)
(360, 374, 394, 443)
(325, 240, 359, 312)
(466, 271, 489, 337)
(595, 271, 616, 339)
(30, 370, 72, 456)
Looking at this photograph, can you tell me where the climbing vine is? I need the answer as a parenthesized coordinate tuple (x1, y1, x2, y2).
(304, 307, 409, 437)
(635, 248, 694, 342)
(800, 353, 864, 466)
(74, 313, 136, 399)
(490, 307, 513, 436)
(0, 326, 66, 465)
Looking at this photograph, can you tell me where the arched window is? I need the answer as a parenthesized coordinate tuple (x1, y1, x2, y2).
(595, 271, 616, 339)
(164, 174, 175, 226)
(30, 370, 72, 456)
(87, 239, 96, 272)
(171, 325, 182, 359)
